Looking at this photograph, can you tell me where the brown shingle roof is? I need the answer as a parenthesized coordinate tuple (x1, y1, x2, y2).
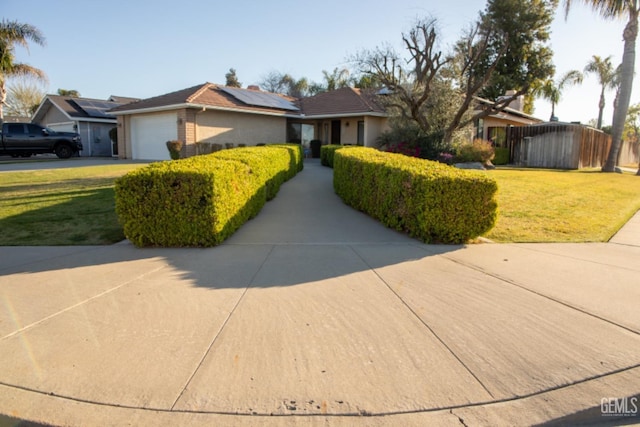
(109, 83, 389, 118)
(297, 87, 386, 117)
(110, 83, 300, 116)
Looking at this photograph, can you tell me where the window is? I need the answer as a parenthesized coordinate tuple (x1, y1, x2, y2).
(27, 124, 44, 136)
(287, 123, 314, 145)
(7, 124, 25, 134)
(357, 121, 364, 146)
(475, 118, 484, 139)
(487, 127, 506, 147)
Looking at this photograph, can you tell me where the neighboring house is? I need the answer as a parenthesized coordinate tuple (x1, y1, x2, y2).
(32, 95, 138, 157)
(474, 95, 543, 147)
(109, 83, 389, 161)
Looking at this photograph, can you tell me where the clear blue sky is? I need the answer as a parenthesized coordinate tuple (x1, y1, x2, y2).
(4, 0, 634, 126)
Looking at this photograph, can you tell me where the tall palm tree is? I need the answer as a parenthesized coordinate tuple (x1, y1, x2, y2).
(0, 20, 47, 121)
(565, 0, 639, 172)
(584, 55, 618, 129)
(537, 70, 584, 121)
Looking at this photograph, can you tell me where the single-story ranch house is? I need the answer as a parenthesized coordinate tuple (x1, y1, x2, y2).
(109, 82, 542, 161)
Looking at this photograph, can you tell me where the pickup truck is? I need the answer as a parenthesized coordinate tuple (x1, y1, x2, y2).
(0, 122, 83, 159)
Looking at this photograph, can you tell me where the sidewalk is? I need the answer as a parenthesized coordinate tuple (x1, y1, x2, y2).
(1, 160, 639, 426)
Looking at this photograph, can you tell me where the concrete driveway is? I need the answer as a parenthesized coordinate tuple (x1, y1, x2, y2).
(0, 160, 639, 426)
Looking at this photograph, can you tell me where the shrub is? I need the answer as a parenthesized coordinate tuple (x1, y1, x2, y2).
(385, 141, 421, 158)
(455, 139, 495, 164)
(166, 140, 183, 160)
(320, 145, 344, 168)
(115, 144, 302, 247)
(115, 157, 262, 247)
(493, 147, 510, 165)
(213, 145, 292, 200)
(267, 143, 304, 177)
(437, 152, 455, 165)
(333, 147, 498, 243)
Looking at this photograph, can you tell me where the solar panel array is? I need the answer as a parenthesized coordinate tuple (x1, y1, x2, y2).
(220, 87, 299, 111)
(74, 99, 121, 118)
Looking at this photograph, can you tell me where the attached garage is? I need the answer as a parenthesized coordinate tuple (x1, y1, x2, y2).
(130, 112, 178, 160)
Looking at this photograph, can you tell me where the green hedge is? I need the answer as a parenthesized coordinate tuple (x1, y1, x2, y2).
(333, 147, 498, 244)
(320, 145, 344, 168)
(493, 147, 510, 165)
(115, 144, 302, 247)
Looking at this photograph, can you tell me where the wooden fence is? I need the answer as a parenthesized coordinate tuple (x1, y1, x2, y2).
(506, 124, 612, 169)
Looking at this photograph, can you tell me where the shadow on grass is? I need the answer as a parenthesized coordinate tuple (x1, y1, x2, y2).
(0, 187, 124, 246)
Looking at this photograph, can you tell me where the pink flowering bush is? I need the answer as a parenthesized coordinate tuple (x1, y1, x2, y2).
(385, 141, 421, 158)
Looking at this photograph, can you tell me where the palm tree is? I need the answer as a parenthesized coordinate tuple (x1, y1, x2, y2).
(565, 0, 639, 172)
(322, 67, 351, 91)
(536, 70, 584, 121)
(0, 20, 47, 121)
(584, 55, 618, 129)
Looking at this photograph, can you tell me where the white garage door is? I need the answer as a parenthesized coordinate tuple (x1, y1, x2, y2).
(131, 112, 178, 160)
(48, 123, 76, 133)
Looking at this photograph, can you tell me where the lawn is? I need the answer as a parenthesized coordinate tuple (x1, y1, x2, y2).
(484, 168, 640, 242)
(1, 163, 639, 245)
(0, 163, 146, 245)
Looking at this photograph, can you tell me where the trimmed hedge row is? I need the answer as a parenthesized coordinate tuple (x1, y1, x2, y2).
(115, 144, 302, 247)
(333, 147, 498, 244)
(320, 144, 344, 168)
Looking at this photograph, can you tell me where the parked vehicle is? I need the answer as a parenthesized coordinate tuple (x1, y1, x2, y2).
(0, 122, 83, 159)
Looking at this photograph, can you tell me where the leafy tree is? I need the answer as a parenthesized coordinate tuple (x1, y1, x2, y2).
(624, 102, 640, 143)
(584, 55, 618, 129)
(624, 103, 640, 175)
(477, 0, 557, 102)
(4, 77, 45, 116)
(321, 67, 351, 91)
(0, 19, 47, 121)
(57, 88, 80, 97)
(565, 0, 639, 172)
(225, 68, 241, 87)
(259, 70, 289, 93)
(534, 70, 583, 121)
(257, 71, 320, 97)
(353, 4, 556, 150)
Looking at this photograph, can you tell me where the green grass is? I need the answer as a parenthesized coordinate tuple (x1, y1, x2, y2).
(485, 168, 640, 242)
(0, 164, 146, 245)
(1, 163, 640, 245)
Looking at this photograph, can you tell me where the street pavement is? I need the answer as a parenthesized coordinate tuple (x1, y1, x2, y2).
(0, 159, 639, 426)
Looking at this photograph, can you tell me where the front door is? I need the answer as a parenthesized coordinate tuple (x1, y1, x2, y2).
(331, 120, 341, 145)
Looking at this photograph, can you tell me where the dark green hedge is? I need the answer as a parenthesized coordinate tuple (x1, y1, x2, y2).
(115, 144, 302, 247)
(333, 147, 498, 244)
(320, 145, 344, 168)
(493, 147, 510, 165)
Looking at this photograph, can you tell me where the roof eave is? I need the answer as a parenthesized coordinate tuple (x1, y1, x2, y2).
(111, 103, 300, 118)
(299, 112, 388, 120)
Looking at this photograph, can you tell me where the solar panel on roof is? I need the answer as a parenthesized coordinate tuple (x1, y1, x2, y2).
(74, 99, 121, 118)
(220, 87, 299, 111)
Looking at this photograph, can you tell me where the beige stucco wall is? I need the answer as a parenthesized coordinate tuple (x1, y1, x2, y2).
(195, 110, 286, 147)
(364, 116, 388, 147)
(308, 116, 388, 147)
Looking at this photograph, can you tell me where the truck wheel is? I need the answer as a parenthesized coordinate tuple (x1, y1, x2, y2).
(55, 144, 73, 159)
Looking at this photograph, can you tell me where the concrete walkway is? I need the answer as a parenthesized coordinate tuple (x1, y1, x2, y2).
(1, 160, 639, 426)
